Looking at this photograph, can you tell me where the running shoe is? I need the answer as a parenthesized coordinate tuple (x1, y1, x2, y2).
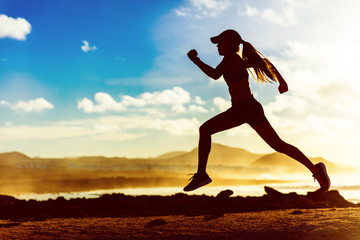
(183, 172, 212, 192)
(313, 162, 331, 192)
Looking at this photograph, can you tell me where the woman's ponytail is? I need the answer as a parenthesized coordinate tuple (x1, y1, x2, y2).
(241, 41, 279, 84)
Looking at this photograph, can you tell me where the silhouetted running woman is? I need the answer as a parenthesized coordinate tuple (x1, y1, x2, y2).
(184, 29, 330, 192)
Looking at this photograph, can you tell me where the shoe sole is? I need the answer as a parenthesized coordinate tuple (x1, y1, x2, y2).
(184, 178, 212, 192)
(318, 162, 331, 191)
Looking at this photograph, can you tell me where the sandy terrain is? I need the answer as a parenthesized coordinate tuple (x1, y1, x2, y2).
(0, 208, 359, 240)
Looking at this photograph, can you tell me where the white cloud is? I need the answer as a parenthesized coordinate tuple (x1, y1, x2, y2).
(245, 6, 297, 27)
(264, 94, 310, 115)
(225, 125, 253, 137)
(189, 104, 208, 113)
(0, 100, 10, 107)
(175, 0, 230, 18)
(276, 40, 360, 117)
(4, 121, 12, 127)
(190, 0, 230, 10)
(172, 104, 187, 113)
(150, 117, 200, 135)
(195, 96, 206, 105)
(81, 40, 97, 52)
(1, 98, 54, 113)
(279, 0, 321, 7)
(135, 87, 190, 106)
(175, 7, 192, 17)
(305, 115, 356, 134)
(213, 97, 230, 111)
(0, 14, 31, 40)
(78, 87, 191, 113)
(121, 95, 147, 107)
(281, 41, 328, 59)
(13, 98, 54, 112)
(78, 92, 125, 113)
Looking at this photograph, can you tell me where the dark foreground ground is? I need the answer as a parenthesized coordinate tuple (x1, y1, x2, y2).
(0, 208, 359, 240)
(0, 187, 359, 239)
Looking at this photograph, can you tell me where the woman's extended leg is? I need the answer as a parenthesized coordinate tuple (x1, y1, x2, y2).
(197, 110, 242, 173)
(252, 119, 331, 192)
(252, 119, 318, 174)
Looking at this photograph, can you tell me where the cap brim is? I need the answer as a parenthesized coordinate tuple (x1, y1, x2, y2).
(210, 36, 219, 44)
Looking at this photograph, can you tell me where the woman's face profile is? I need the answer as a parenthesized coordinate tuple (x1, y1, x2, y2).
(216, 39, 235, 56)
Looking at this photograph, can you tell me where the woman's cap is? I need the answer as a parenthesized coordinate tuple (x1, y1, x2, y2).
(210, 29, 242, 44)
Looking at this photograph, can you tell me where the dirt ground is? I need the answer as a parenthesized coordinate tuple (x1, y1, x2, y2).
(0, 208, 359, 240)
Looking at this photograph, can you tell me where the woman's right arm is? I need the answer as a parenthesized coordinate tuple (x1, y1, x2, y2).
(194, 59, 223, 80)
(188, 49, 222, 80)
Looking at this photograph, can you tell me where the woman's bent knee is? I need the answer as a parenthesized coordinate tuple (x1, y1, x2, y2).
(199, 123, 212, 136)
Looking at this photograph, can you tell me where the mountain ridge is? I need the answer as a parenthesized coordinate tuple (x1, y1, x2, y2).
(0, 151, 31, 163)
(0, 143, 353, 173)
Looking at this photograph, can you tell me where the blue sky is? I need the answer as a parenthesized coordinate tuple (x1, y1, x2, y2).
(0, 0, 176, 108)
(1, 0, 360, 167)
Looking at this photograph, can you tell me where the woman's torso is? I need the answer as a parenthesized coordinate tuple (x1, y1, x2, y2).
(221, 54, 252, 103)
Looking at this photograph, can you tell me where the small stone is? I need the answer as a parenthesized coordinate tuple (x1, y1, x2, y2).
(216, 189, 234, 199)
(145, 219, 168, 228)
(290, 210, 304, 215)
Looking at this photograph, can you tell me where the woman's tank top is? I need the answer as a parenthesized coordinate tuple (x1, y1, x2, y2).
(223, 69, 249, 86)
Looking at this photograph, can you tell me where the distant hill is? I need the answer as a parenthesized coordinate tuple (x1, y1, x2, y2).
(156, 151, 188, 159)
(0, 152, 31, 164)
(164, 143, 265, 167)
